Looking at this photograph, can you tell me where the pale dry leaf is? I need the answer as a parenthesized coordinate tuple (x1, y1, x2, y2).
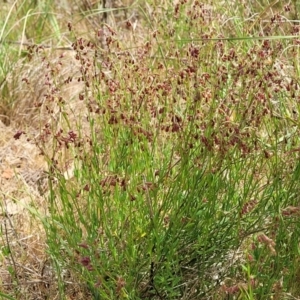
(1, 197, 31, 216)
(1, 168, 14, 179)
(2, 199, 20, 215)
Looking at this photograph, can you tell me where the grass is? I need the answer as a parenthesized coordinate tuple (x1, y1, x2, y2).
(0, 0, 300, 299)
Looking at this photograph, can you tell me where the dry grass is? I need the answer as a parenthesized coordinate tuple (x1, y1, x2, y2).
(0, 120, 49, 298)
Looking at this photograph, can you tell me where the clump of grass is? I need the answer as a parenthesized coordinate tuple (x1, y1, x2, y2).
(1, 0, 300, 299)
(0, 0, 71, 126)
